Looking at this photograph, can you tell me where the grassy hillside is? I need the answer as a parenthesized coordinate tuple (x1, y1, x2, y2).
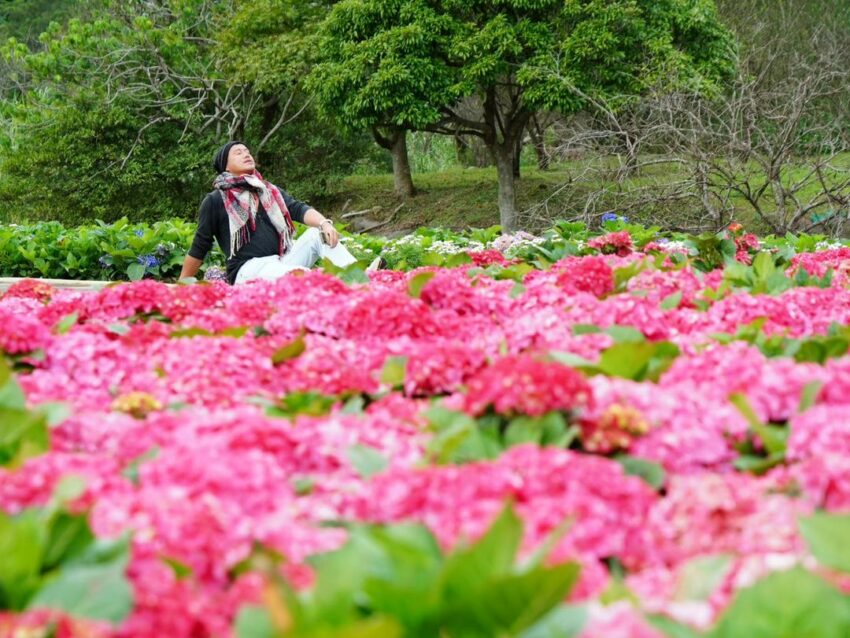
(315, 154, 850, 236)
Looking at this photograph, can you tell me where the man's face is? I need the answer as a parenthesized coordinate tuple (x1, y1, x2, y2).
(226, 144, 256, 175)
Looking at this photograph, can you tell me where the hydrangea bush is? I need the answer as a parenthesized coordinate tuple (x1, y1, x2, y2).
(2, 222, 850, 636)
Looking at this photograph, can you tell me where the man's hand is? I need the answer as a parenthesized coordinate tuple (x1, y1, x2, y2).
(321, 222, 340, 248)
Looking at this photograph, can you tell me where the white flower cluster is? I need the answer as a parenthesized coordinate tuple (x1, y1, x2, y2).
(815, 240, 846, 251)
(658, 240, 691, 253)
(488, 232, 546, 257)
(431, 239, 485, 255)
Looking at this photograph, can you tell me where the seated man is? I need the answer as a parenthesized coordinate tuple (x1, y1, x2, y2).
(180, 141, 362, 284)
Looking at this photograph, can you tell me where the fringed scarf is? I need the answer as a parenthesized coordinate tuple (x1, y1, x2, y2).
(213, 170, 295, 258)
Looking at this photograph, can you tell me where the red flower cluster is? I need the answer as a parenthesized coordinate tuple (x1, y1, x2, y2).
(588, 231, 634, 257)
(1, 278, 57, 303)
(554, 256, 616, 298)
(463, 353, 593, 417)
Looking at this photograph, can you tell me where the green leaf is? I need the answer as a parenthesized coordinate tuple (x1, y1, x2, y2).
(0, 510, 45, 609)
(162, 556, 194, 580)
(520, 604, 587, 638)
(441, 505, 523, 602)
(126, 262, 145, 281)
(408, 271, 436, 298)
(728, 393, 762, 429)
(28, 536, 133, 625)
(597, 342, 657, 380)
(605, 325, 646, 343)
(798, 381, 823, 413)
(55, 312, 79, 335)
(660, 291, 683, 310)
(380, 355, 407, 388)
(271, 333, 306, 365)
(0, 406, 49, 468)
(346, 445, 389, 479)
(708, 567, 850, 638)
(646, 614, 702, 638)
(616, 456, 666, 490)
(121, 446, 160, 485)
(549, 351, 597, 370)
(571, 324, 602, 336)
(42, 511, 95, 572)
(733, 452, 786, 475)
(509, 282, 526, 298)
(798, 512, 850, 574)
(0, 358, 26, 409)
(443, 562, 581, 635)
(749, 422, 787, 456)
(674, 555, 733, 601)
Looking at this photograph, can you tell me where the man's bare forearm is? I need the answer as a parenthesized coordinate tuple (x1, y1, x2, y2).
(179, 256, 204, 280)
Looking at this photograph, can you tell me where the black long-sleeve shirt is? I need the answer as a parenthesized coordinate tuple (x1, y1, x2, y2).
(188, 189, 310, 283)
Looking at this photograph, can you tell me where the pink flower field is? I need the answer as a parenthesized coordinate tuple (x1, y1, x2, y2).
(3, 240, 850, 637)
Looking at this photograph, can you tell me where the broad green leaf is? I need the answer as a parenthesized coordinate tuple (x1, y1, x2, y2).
(674, 555, 733, 601)
(441, 505, 523, 602)
(509, 282, 526, 298)
(408, 271, 436, 298)
(55, 312, 79, 335)
(597, 342, 656, 380)
(0, 359, 26, 409)
(605, 325, 646, 343)
(504, 416, 547, 446)
(571, 324, 602, 336)
(798, 381, 823, 413)
(549, 351, 597, 369)
(660, 291, 683, 310)
(0, 510, 45, 609)
(616, 456, 666, 490)
(271, 333, 307, 365)
(749, 422, 787, 456)
(29, 536, 133, 625)
(646, 614, 702, 638)
(709, 567, 850, 638)
(0, 406, 49, 468)
(42, 511, 95, 572)
(443, 562, 581, 635)
(733, 452, 785, 475)
(162, 556, 194, 580)
(520, 604, 587, 638)
(380, 356, 407, 388)
(798, 512, 850, 574)
(728, 393, 762, 429)
(346, 445, 389, 479)
(126, 262, 145, 281)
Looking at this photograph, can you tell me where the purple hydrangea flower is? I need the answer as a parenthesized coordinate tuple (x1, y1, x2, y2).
(136, 254, 160, 269)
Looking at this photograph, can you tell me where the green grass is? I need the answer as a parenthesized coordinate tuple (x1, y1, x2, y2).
(313, 153, 850, 235)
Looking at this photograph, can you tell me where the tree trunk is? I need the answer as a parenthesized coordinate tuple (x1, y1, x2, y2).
(528, 118, 550, 170)
(512, 133, 522, 179)
(390, 131, 416, 198)
(373, 127, 416, 197)
(493, 145, 519, 232)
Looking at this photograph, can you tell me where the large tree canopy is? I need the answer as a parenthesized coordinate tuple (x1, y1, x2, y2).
(310, 0, 735, 230)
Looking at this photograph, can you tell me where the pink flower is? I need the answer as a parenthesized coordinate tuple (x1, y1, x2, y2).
(588, 231, 634, 257)
(463, 353, 593, 417)
(555, 256, 616, 298)
(1, 278, 57, 303)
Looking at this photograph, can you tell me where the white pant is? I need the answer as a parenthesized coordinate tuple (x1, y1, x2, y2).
(234, 228, 358, 284)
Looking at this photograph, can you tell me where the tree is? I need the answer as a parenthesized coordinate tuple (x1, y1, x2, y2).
(0, 0, 240, 223)
(308, 0, 462, 198)
(309, 0, 735, 231)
